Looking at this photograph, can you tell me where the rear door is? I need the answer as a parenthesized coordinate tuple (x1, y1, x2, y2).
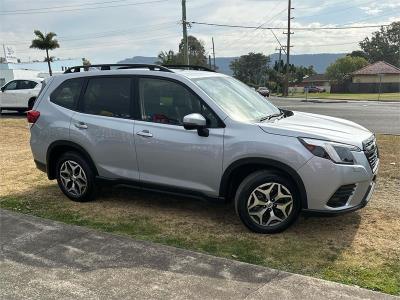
(133, 76, 224, 196)
(69, 76, 139, 180)
(0, 80, 18, 107)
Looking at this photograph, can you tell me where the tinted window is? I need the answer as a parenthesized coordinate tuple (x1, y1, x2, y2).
(81, 77, 131, 119)
(4, 80, 17, 91)
(139, 78, 219, 127)
(50, 78, 84, 110)
(18, 80, 38, 90)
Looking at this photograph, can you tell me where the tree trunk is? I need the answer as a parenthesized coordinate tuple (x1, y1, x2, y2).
(46, 49, 52, 76)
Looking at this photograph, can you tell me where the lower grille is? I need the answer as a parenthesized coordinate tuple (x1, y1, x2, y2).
(363, 136, 379, 171)
(327, 184, 356, 208)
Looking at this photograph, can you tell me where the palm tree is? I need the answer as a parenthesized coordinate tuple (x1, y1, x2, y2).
(30, 30, 60, 76)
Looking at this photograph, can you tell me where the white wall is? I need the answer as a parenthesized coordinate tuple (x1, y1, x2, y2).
(0, 69, 41, 86)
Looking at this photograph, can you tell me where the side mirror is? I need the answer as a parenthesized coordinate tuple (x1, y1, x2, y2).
(183, 113, 209, 137)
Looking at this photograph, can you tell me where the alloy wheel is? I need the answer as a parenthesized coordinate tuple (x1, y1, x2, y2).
(247, 182, 293, 227)
(59, 160, 88, 197)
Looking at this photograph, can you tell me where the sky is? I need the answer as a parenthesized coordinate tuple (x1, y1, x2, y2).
(0, 0, 399, 63)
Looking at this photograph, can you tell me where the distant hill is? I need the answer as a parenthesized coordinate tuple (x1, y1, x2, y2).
(118, 53, 345, 75)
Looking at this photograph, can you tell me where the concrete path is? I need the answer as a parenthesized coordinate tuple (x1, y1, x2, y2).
(269, 97, 400, 135)
(0, 209, 397, 299)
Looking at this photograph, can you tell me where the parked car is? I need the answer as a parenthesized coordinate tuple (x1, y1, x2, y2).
(28, 64, 379, 234)
(0, 78, 43, 113)
(257, 86, 270, 97)
(305, 86, 325, 93)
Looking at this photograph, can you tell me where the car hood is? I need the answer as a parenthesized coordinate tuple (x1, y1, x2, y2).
(257, 111, 372, 148)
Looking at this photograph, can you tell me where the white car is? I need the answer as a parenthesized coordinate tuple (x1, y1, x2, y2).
(0, 78, 43, 113)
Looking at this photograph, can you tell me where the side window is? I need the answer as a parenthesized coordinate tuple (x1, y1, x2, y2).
(139, 78, 219, 127)
(18, 80, 38, 90)
(81, 77, 131, 119)
(50, 78, 84, 110)
(4, 80, 17, 91)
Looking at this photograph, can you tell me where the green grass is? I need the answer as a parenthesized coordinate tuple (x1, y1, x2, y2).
(1, 195, 399, 295)
(285, 92, 400, 101)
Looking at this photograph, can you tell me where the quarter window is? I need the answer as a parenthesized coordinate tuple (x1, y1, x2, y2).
(139, 78, 219, 127)
(50, 78, 84, 110)
(81, 77, 131, 119)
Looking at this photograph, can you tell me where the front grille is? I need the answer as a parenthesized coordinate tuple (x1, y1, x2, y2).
(363, 136, 379, 171)
(327, 184, 357, 208)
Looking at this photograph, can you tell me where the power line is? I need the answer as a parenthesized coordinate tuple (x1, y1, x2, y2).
(189, 21, 390, 30)
(0, 0, 170, 15)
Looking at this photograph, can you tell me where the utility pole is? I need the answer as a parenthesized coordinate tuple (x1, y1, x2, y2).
(283, 0, 293, 96)
(212, 37, 216, 70)
(275, 47, 283, 95)
(181, 0, 189, 65)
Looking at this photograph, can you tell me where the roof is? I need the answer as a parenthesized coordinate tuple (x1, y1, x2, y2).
(352, 61, 400, 75)
(302, 74, 329, 82)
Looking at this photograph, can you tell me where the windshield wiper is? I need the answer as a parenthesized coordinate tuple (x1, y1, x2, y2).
(259, 112, 284, 122)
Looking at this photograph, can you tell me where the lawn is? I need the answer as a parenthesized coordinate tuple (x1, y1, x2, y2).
(1, 116, 399, 295)
(286, 92, 400, 101)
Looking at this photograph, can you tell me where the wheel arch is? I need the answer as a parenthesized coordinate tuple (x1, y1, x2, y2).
(46, 140, 98, 180)
(219, 158, 308, 209)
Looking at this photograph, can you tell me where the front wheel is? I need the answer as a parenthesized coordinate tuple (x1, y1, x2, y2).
(56, 152, 96, 202)
(235, 170, 300, 233)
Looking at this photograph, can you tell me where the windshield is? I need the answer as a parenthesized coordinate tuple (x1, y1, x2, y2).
(193, 76, 280, 122)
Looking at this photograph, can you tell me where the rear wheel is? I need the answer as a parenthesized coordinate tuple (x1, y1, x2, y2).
(28, 98, 36, 110)
(56, 152, 96, 202)
(235, 170, 300, 233)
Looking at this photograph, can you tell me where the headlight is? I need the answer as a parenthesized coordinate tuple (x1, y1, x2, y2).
(299, 138, 361, 165)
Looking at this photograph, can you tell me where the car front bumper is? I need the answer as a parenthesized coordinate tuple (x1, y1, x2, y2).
(298, 150, 379, 214)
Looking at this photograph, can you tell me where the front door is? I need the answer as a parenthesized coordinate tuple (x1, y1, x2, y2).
(0, 80, 18, 108)
(134, 77, 224, 196)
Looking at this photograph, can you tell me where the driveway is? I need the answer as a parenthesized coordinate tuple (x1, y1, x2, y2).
(269, 97, 400, 135)
(1, 209, 396, 300)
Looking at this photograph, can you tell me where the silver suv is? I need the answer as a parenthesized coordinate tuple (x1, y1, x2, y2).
(28, 64, 379, 233)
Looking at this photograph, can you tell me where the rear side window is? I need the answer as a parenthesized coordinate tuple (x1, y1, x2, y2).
(18, 80, 38, 89)
(81, 77, 131, 119)
(50, 78, 84, 110)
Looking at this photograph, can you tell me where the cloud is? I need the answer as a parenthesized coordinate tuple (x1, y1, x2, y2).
(0, 0, 398, 62)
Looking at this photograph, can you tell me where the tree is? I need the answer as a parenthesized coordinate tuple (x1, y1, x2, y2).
(347, 50, 369, 61)
(230, 52, 270, 86)
(326, 56, 368, 83)
(178, 36, 207, 66)
(156, 50, 180, 65)
(157, 36, 207, 66)
(359, 21, 400, 67)
(30, 30, 60, 76)
(82, 57, 91, 67)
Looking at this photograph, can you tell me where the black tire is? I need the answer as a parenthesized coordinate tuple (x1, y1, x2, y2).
(28, 98, 36, 110)
(56, 151, 96, 202)
(235, 170, 301, 234)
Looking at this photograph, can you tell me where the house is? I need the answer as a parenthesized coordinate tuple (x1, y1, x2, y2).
(289, 74, 331, 93)
(352, 61, 400, 84)
(350, 61, 400, 93)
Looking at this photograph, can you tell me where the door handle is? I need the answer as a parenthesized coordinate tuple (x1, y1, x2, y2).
(136, 130, 153, 138)
(74, 122, 88, 129)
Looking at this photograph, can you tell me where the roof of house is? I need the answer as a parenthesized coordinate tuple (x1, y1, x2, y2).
(352, 61, 400, 75)
(302, 74, 329, 82)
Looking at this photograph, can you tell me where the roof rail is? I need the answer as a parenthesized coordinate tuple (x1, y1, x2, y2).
(162, 64, 216, 72)
(63, 64, 172, 74)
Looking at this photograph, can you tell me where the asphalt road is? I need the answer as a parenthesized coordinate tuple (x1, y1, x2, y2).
(269, 97, 400, 135)
(1, 209, 395, 300)
(1, 98, 399, 134)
